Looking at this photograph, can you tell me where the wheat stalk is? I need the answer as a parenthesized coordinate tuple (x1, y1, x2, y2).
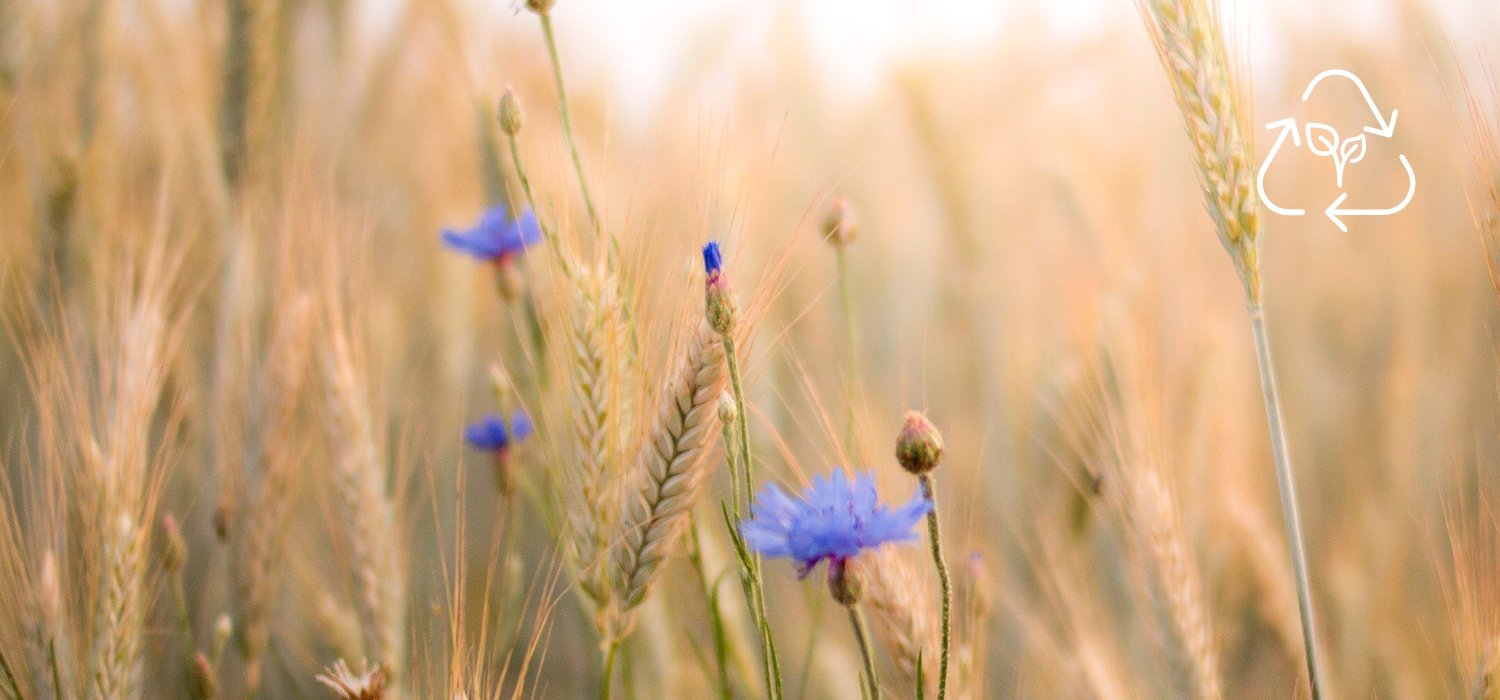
(611, 320, 725, 621)
(1136, 2, 1322, 694)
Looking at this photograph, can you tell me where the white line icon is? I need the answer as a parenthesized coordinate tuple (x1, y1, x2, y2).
(1256, 69, 1415, 232)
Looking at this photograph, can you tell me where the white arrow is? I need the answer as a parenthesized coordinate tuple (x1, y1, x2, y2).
(1257, 117, 1305, 216)
(1323, 154, 1416, 232)
(1301, 69, 1398, 138)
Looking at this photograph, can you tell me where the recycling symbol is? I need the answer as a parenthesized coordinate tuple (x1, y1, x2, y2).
(1256, 69, 1416, 232)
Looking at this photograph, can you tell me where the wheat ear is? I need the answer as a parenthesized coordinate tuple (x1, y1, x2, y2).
(324, 323, 404, 679)
(566, 263, 630, 605)
(864, 547, 939, 696)
(234, 296, 312, 690)
(611, 320, 725, 618)
(90, 513, 146, 700)
(1127, 468, 1221, 699)
(1136, 0, 1260, 300)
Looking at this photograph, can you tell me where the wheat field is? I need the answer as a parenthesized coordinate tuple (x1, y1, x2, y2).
(1, 0, 1499, 697)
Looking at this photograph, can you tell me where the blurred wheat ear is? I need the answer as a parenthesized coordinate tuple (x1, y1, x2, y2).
(1135, 0, 1323, 695)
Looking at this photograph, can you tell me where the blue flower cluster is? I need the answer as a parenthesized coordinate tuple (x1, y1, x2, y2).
(741, 470, 931, 577)
(441, 203, 541, 262)
(463, 412, 533, 452)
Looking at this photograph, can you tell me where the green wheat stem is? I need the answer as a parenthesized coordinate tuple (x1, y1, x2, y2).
(721, 416, 743, 523)
(721, 336, 754, 509)
(918, 474, 951, 700)
(719, 333, 783, 699)
(689, 522, 734, 700)
(600, 639, 622, 700)
(849, 606, 878, 700)
(171, 569, 195, 663)
(1248, 303, 1324, 700)
(47, 640, 61, 700)
(536, 10, 601, 238)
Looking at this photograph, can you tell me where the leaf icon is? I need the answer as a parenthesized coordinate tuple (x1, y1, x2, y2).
(1331, 133, 1366, 188)
(1340, 134, 1366, 166)
(1306, 122, 1339, 158)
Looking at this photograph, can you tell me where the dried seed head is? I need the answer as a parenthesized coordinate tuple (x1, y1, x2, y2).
(703, 242, 738, 335)
(316, 659, 388, 700)
(716, 391, 737, 425)
(828, 557, 867, 607)
(895, 411, 944, 475)
(822, 196, 858, 247)
(498, 87, 523, 136)
(162, 512, 187, 573)
(190, 652, 219, 700)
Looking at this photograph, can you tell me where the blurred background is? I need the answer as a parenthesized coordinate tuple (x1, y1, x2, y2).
(2, 0, 1500, 697)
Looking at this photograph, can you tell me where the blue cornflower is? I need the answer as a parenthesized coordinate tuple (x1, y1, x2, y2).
(441, 204, 542, 262)
(702, 241, 723, 275)
(463, 411, 533, 451)
(740, 470, 932, 577)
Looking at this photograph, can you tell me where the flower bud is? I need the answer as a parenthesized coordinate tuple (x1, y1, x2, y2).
(702, 242, 737, 335)
(717, 391, 737, 426)
(498, 87, 523, 136)
(162, 512, 187, 573)
(827, 557, 866, 606)
(895, 410, 944, 475)
(525, 0, 556, 13)
(821, 196, 858, 247)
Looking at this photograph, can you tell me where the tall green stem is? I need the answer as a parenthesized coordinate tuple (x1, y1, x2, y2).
(722, 336, 754, 510)
(848, 606, 878, 700)
(536, 10, 601, 237)
(600, 640, 621, 700)
(1248, 303, 1323, 699)
(720, 334, 782, 699)
(918, 475, 951, 700)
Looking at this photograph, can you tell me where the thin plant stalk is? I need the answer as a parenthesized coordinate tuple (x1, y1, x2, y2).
(48, 641, 61, 700)
(849, 607, 878, 700)
(918, 475, 951, 700)
(835, 246, 859, 452)
(536, 10, 601, 237)
(688, 522, 734, 700)
(600, 640, 622, 700)
(1248, 304, 1324, 698)
(721, 336, 754, 509)
(720, 334, 783, 699)
(171, 569, 195, 663)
